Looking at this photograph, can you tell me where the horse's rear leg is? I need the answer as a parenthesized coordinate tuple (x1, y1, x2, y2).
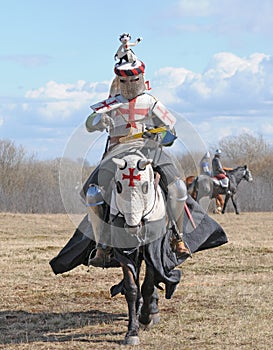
(122, 264, 140, 346)
(215, 194, 224, 213)
(222, 194, 230, 214)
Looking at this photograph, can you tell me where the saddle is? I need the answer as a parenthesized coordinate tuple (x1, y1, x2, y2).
(213, 175, 229, 188)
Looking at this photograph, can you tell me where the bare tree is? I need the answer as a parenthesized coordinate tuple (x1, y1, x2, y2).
(218, 133, 270, 170)
(0, 140, 26, 196)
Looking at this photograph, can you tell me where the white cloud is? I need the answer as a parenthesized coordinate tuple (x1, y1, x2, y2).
(24, 80, 110, 120)
(152, 51, 273, 146)
(152, 67, 196, 104)
(260, 122, 273, 136)
(153, 52, 273, 113)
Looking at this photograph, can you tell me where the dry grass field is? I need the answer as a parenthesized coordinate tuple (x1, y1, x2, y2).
(0, 211, 272, 350)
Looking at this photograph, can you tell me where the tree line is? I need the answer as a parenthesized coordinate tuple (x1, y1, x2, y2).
(0, 133, 272, 213)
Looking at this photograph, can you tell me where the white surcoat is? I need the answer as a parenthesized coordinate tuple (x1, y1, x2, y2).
(89, 93, 176, 139)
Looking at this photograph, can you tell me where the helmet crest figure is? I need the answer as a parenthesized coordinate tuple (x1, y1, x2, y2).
(114, 33, 143, 65)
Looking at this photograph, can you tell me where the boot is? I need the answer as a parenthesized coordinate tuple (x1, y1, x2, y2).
(89, 247, 111, 267)
(175, 239, 191, 257)
(170, 233, 191, 257)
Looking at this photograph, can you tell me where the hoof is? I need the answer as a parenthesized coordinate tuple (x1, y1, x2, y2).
(214, 207, 222, 214)
(139, 313, 160, 330)
(139, 318, 153, 330)
(151, 312, 160, 325)
(123, 335, 140, 346)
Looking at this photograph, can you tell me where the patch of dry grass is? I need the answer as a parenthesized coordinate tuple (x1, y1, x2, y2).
(0, 212, 272, 349)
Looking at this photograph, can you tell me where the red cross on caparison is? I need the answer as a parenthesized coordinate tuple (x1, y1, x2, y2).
(122, 168, 141, 187)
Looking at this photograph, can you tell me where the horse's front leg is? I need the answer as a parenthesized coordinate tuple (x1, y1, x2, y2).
(139, 265, 160, 328)
(222, 193, 230, 214)
(231, 194, 240, 214)
(121, 264, 140, 346)
(135, 256, 143, 317)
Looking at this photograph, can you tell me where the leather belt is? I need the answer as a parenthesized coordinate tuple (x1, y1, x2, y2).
(109, 136, 121, 146)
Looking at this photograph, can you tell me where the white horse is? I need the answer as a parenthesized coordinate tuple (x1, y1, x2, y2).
(110, 150, 168, 345)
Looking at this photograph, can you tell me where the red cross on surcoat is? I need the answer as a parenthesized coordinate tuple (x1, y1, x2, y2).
(156, 104, 171, 123)
(122, 168, 141, 187)
(118, 97, 150, 128)
(95, 98, 119, 112)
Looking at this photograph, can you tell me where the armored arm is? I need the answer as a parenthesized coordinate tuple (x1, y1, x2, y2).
(86, 112, 114, 132)
(217, 159, 226, 174)
(152, 100, 176, 130)
(150, 100, 177, 145)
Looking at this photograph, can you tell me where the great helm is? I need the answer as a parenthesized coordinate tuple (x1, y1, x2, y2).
(215, 149, 222, 156)
(114, 60, 146, 100)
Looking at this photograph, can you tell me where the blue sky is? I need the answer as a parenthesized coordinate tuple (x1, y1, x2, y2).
(1, 0, 273, 161)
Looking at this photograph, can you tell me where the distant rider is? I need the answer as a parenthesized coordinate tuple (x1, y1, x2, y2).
(211, 149, 230, 189)
(199, 151, 211, 176)
(212, 149, 226, 178)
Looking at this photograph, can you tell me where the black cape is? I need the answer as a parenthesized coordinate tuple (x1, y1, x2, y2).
(50, 196, 227, 299)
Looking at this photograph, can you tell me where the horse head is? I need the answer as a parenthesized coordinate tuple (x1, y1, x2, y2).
(112, 153, 155, 234)
(243, 165, 253, 182)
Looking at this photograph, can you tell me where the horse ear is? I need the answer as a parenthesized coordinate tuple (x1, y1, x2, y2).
(112, 158, 127, 169)
(138, 158, 153, 170)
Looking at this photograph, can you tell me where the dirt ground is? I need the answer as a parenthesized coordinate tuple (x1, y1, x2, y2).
(0, 211, 272, 350)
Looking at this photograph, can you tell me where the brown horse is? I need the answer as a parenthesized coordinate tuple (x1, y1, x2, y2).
(185, 175, 224, 213)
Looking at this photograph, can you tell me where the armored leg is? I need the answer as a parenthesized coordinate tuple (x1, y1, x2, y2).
(86, 184, 111, 267)
(167, 179, 191, 256)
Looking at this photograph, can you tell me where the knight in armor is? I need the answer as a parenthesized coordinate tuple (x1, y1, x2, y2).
(212, 149, 229, 188)
(81, 44, 190, 266)
(199, 151, 211, 176)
